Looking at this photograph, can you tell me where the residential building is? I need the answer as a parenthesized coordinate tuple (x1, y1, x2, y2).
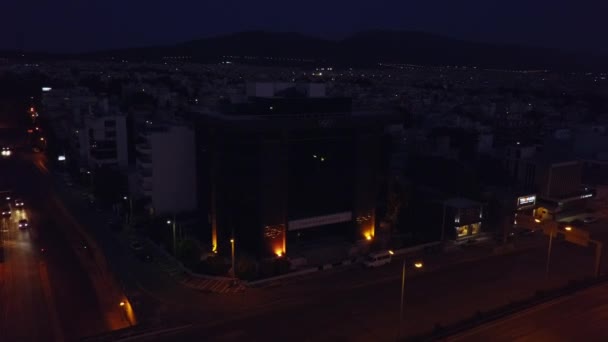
(134, 123, 197, 215)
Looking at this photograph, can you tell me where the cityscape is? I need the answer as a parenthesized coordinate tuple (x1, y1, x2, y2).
(2, 2, 608, 342)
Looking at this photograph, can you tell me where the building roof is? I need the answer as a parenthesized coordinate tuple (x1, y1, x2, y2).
(445, 197, 481, 209)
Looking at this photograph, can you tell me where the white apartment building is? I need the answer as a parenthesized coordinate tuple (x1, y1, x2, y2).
(135, 123, 197, 215)
(75, 99, 129, 169)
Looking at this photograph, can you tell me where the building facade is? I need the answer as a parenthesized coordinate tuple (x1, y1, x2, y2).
(196, 83, 398, 258)
(135, 123, 197, 215)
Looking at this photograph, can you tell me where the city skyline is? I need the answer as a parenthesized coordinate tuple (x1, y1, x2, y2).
(2, 0, 608, 54)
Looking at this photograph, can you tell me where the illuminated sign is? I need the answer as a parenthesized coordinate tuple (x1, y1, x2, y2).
(42, 87, 52, 92)
(288, 212, 352, 231)
(517, 195, 536, 207)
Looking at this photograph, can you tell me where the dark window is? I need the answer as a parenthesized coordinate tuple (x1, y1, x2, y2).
(105, 130, 116, 138)
(104, 120, 116, 127)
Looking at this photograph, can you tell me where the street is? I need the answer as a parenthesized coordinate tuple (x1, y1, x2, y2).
(449, 282, 608, 342)
(0, 104, 129, 341)
(137, 239, 598, 341)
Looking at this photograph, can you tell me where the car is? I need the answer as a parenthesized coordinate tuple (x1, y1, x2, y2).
(518, 228, 536, 236)
(1, 191, 13, 203)
(18, 219, 28, 229)
(1, 207, 10, 218)
(364, 250, 393, 267)
(130, 241, 144, 251)
(583, 216, 598, 224)
(135, 250, 154, 262)
(13, 198, 24, 209)
(1, 147, 12, 157)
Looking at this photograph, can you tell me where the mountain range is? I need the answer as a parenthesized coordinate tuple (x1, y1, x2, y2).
(5, 31, 607, 71)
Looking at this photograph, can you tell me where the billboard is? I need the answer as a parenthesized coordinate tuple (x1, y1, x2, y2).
(517, 195, 536, 207)
(288, 212, 352, 231)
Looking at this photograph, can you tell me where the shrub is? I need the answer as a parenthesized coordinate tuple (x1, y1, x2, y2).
(176, 238, 202, 268)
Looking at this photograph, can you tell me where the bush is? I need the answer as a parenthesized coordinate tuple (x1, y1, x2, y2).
(275, 258, 291, 275)
(236, 255, 258, 280)
(197, 255, 230, 276)
(176, 238, 202, 268)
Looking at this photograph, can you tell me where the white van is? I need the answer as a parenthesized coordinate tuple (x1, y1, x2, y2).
(364, 251, 392, 267)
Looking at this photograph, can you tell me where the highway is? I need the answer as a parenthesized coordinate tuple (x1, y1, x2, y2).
(0, 100, 128, 341)
(450, 282, 608, 341)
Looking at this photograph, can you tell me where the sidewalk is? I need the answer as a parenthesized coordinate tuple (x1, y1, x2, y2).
(251, 235, 546, 289)
(148, 241, 246, 294)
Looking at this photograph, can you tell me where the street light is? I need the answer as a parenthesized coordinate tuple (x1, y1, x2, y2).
(564, 226, 573, 231)
(123, 196, 132, 225)
(167, 219, 177, 254)
(230, 238, 236, 280)
(398, 260, 423, 339)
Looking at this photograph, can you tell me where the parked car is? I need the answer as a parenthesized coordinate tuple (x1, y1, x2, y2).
(18, 219, 29, 229)
(583, 216, 598, 224)
(129, 241, 144, 251)
(364, 251, 393, 268)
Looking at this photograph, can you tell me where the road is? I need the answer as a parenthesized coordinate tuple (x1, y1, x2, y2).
(107, 234, 599, 342)
(449, 282, 608, 341)
(0, 100, 128, 341)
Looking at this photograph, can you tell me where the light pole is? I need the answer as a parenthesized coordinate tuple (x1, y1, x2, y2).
(123, 196, 132, 225)
(396, 255, 423, 339)
(167, 219, 177, 254)
(545, 228, 554, 279)
(535, 219, 555, 279)
(230, 238, 236, 280)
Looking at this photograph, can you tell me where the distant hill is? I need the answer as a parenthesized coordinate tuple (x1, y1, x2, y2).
(8, 30, 608, 71)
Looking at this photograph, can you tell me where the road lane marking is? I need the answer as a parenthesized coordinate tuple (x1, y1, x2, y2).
(39, 261, 65, 342)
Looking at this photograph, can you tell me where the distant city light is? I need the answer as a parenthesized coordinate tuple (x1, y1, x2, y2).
(57, 155, 66, 161)
(42, 87, 52, 92)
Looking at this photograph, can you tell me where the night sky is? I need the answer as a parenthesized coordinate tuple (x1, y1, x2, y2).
(3, 0, 607, 53)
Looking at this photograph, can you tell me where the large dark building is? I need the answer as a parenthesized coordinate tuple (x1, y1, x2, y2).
(195, 83, 399, 258)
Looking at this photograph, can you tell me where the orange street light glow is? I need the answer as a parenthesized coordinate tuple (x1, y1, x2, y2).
(534, 219, 541, 223)
(565, 226, 572, 231)
(414, 262, 423, 268)
(388, 250, 394, 255)
(119, 301, 125, 307)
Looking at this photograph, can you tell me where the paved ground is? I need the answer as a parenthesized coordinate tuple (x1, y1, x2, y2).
(449, 282, 608, 341)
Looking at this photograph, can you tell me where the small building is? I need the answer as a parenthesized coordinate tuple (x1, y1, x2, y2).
(534, 160, 595, 221)
(442, 197, 484, 240)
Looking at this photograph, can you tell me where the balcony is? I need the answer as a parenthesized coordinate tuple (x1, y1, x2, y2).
(136, 154, 152, 168)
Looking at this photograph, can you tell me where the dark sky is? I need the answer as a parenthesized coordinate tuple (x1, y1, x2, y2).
(2, 0, 607, 53)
